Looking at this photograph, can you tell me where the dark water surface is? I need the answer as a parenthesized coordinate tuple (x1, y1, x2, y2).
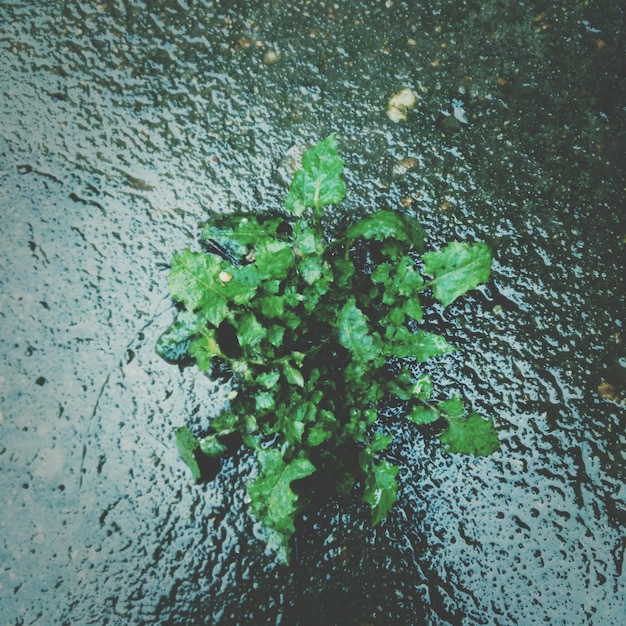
(1, 1, 624, 624)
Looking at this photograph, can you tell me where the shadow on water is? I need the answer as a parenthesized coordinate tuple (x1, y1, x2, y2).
(0, 1, 624, 625)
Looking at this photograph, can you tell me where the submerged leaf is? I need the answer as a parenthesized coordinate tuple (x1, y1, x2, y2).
(174, 426, 201, 481)
(439, 412, 500, 456)
(248, 449, 316, 544)
(156, 310, 198, 364)
(422, 242, 492, 307)
(361, 458, 399, 525)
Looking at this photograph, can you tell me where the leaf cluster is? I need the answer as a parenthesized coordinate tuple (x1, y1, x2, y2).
(157, 134, 499, 560)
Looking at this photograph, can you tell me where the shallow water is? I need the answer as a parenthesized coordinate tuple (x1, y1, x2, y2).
(1, 1, 624, 624)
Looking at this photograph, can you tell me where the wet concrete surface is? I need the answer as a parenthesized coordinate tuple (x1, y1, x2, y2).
(1, 1, 625, 624)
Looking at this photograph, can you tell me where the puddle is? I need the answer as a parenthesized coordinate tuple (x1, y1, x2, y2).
(1, 1, 624, 624)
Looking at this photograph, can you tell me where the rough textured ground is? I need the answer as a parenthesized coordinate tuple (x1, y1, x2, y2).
(1, 1, 624, 624)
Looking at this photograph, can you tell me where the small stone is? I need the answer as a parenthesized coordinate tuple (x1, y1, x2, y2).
(598, 381, 622, 403)
(387, 88, 418, 122)
(392, 157, 419, 177)
(263, 49, 279, 64)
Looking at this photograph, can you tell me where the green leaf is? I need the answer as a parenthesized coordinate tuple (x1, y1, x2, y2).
(188, 331, 223, 371)
(387, 307, 405, 326)
(368, 432, 393, 453)
(199, 297, 229, 329)
(266, 324, 285, 348)
(306, 424, 333, 446)
(168, 249, 260, 324)
(306, 411, 337, 446)
(395, 258, 425, 296)
(282, 418, 306, 444)
(361, 458, 399, 525)
(282, 362, 305, 387)
(211, 410, 239, 436)
(272, 397, 313, 444)
(423, 242, 492, 307)
(387, 368, 416, 400)
(237, 313, 266, 347)
(438, 396, 465, 420)
(338, 297, 382, 364)
(260, 295, 285, 318)
(344, 406, 368, 442)
(294, 229, 320, 255)
(412, 374, 433, 400)
(257, 370, 280, 389)
(406, 405, 439, 425)
(169, 249, 224, 313)
(230, 359, 253, 382)
(371, 263, 392, 284)
(401, 296, 423, 321)
(299, 256, 323, 284)
(380, 239, 406, 259)
(199, 434, 228, 458)
(440, 412, 500, 456)
(387, 327, 454, 361)
(332, 256, 356, 289)
(225, 264, 261, 305)
(255, 392, 276, 413)
(302, 275, 332, 311)
(285, 133, 346, 214)
(255, 240, 294, 280)
(346, 210, 425, 251)
(248, 449, 316, 544)
(201, 215, 287, 261)
(174, 426, 201, 481)
(243, 413, 259, 434)
(156, 310, 198, 364)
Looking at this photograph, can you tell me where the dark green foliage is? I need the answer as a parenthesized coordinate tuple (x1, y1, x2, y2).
(157, 134, 499, 560)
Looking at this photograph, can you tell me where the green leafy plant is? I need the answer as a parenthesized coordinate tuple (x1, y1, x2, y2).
(157, 134, 499, 560)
